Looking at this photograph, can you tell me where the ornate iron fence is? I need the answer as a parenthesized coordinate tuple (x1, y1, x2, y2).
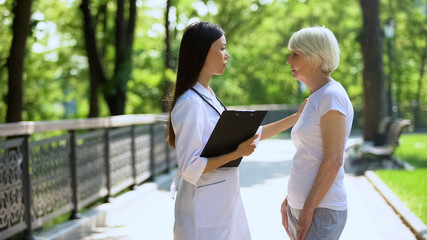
(0, 115, 175, 240)
(0, 104, 423, 239)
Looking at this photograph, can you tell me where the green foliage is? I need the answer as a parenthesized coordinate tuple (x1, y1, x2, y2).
(375, 133, 427, 224)
(210, 0, 366, 107)
(1, 0, 92, 121)
(0, 0, 13, 122)
(0, 0, 425, 122)
(375, 169, 427, 225)
(395, 133, 427, 168)
(380, 0, 427, 111)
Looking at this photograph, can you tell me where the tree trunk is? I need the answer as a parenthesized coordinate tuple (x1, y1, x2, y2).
(97, 2, 108, 60)
(80, 0, 108, 118)
(165, 0, 171, 70)
(107, 0, 136, 115)
(359, 0, 387, 141)
(161, 0, 173, 112)
(81, 0, 135, 116)
(6, 0, 33, 123)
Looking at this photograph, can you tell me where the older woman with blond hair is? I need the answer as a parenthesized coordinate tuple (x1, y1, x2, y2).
(281, 26, 354, 240)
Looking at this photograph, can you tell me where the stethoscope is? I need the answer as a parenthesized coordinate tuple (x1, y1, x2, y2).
(190, 88, 227, 116)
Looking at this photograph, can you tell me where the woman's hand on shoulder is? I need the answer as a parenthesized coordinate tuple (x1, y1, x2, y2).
(236, 134, 259, 157)
(296, 98, 308, 117)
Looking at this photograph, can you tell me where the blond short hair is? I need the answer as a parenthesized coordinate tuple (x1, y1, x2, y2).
(288, 26, 340, 74)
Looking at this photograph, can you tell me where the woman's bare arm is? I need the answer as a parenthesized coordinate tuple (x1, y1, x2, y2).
(261, 98, 308, 140)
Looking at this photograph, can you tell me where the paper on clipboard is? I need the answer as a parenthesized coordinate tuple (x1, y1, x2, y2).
(201, 110, 267, 168)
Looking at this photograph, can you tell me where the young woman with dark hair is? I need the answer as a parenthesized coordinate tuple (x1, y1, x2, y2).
(168, 21, 306, 240)
(168, 21, 256, 239)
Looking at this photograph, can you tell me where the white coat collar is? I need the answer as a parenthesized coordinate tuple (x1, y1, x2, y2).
(192, 82, 216, 101)
(192, 82, 225, 115)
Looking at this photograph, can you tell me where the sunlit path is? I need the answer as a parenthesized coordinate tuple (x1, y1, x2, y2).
(39, 138, 416, 240)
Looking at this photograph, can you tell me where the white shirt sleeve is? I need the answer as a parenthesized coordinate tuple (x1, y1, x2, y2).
(318, 91, 347, 117)
(172, 98, 208, 186)
(254, 126, 263, 146)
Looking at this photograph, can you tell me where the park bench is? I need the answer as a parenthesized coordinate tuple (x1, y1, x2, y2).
(345, 117, 412, 174)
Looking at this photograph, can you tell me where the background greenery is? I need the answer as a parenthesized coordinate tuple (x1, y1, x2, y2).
(375, 133, 427, 224)
(0, 0, 425, 123)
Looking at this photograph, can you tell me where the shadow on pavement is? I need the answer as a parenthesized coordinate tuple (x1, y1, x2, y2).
(239, 160, 293, 187)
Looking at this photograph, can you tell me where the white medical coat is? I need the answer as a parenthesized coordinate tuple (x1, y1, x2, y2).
(171, 82, 252, 240)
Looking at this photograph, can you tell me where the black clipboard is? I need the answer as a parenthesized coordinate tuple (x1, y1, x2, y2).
(201, 110, 267, 167)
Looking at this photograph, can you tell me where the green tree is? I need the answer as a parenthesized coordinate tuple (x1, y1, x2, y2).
(381, 0, 427, 128)
(160, 0, 175, 112)
(0, 1, 13, 122)
(81, 0, 136, 116)
(360, 0, 387, 140)
(0, 0, 424, 126)
(6, 0, 33, 123)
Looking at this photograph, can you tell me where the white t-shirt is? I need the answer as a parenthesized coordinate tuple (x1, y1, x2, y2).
(287, 80, 354, 211)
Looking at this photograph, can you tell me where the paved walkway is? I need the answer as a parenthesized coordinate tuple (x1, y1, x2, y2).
(36, 138, 417, 240)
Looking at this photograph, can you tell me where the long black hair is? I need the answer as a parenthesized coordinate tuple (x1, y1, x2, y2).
(167, 21, 224, 148)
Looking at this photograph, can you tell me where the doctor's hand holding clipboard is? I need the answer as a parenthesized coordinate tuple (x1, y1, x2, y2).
(166, 21, 307, 240)
(200, 110, 267, 169)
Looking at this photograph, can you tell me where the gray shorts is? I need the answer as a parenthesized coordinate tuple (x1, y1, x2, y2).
(287, 205, 347, 240)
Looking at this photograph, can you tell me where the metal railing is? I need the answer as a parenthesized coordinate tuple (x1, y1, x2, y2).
(0, 104, 424, 240)
(0, 114, 176, 240)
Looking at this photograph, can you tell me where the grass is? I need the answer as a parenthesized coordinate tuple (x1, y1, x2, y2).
(374, 133, 427, 225)
(394, 133, 427, 168)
